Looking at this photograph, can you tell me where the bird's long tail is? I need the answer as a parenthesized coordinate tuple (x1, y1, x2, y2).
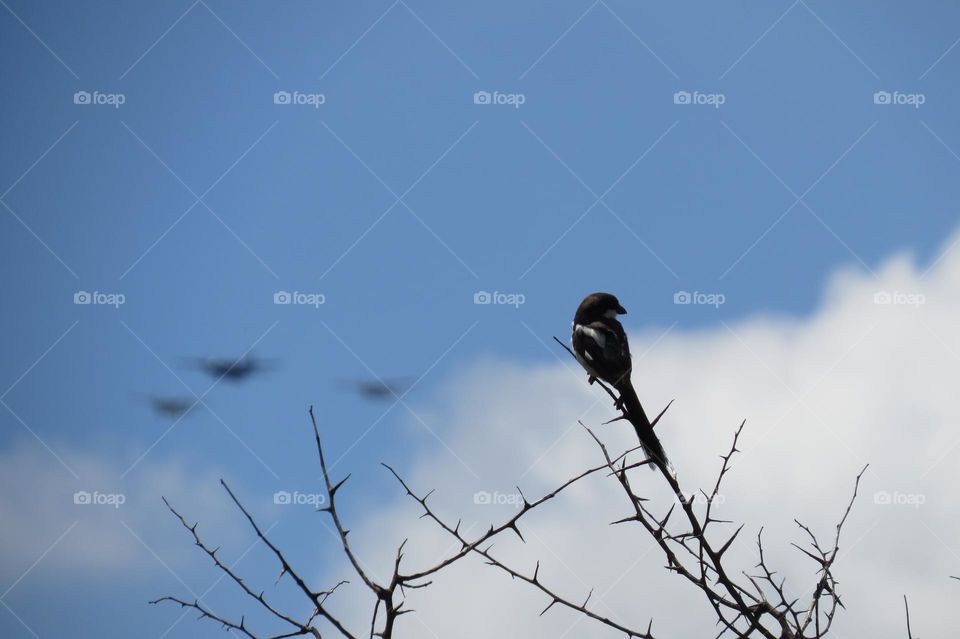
(615, 381, 671, 475)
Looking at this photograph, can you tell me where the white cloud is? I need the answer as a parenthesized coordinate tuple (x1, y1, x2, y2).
(0, 443, 236, 583)
(321, 237, 960, 637)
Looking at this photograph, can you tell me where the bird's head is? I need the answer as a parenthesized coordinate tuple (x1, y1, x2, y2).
(575, 292, 627, 323)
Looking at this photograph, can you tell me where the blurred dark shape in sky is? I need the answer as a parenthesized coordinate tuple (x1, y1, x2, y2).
(187, 355, 276, 382)
(338, 377, 410, 400)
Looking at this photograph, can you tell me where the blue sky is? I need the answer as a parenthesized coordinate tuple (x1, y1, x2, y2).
(2, 1, 960, 637)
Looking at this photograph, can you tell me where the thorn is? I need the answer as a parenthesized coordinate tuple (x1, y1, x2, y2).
(540, 598, 560, 616)
(718, 524, 745, 556)
(330, 473, 351, 495)
(516, 486, 531, 508)
(659, 504, 676, 529)
(650, 399, 675, 428)
(791, 542, 826, 565)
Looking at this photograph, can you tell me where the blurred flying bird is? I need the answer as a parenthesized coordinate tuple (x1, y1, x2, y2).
(338, 377, 410, 400)
(571, 292, 672, 475)
(135, 394, 196, 418)
(187, 355, 275, 382)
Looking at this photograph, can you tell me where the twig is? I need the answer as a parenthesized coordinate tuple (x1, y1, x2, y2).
(904, 595, 913, 639)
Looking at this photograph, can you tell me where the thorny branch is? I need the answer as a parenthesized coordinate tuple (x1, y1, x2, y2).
(385, 342, 868, 638)
(154, 407, 459, 639)
(157, 369, 867, 638)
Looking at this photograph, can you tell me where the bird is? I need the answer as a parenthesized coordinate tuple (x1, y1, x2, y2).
(571, 292, 671, 475)
(337, 377, 410, 400)
(148, 396, 194, 418)
(132, 394, 195, 418)
(188, 355, 273, 382)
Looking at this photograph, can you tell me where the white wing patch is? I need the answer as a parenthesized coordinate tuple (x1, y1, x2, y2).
(575, 324, 606, 349)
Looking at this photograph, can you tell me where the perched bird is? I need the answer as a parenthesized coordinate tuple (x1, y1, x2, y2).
(188, 355, 273, 382)
(571, 292, 671, 474)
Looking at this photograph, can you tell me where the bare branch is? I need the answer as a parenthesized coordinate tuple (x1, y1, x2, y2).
(387, 464, 657, 638)
(904, 595, 913, 639)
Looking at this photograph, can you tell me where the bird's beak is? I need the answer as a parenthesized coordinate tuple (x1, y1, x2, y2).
(617, 305, 627, 314)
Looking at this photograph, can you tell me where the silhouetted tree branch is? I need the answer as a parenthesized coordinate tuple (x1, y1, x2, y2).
(383, 343, 868, 638)
(154, 407, 463, 639)
(156, 371, 866, 638)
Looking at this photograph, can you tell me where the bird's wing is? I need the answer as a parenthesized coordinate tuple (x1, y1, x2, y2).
(574, 321, 631, 382)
